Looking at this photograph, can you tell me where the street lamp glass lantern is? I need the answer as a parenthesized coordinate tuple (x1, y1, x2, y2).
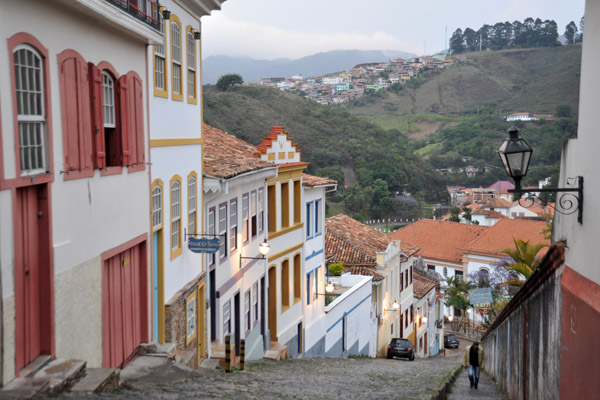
(325, 282, 335, 293)
(497, 126, 533, 180)
(258, 239, 270, 256)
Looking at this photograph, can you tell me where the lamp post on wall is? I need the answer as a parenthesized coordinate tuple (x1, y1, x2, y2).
(239, 239, 270, 267)
(497, 126, 584, 223)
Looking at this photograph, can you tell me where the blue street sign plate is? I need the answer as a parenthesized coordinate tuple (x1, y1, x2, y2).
(188, 237, 220, 254)
(468, 288, 493, 305)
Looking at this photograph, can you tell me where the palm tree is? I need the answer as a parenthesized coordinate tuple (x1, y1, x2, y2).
(499, 239, 548, 287)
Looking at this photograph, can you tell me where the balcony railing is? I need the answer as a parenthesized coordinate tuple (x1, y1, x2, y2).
(104, 0, 161, 31)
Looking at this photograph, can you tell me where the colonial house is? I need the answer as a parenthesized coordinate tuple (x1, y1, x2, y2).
(412, 272, 443, 358)
(326, 215, 415, 357)
(202, 125, 277, 361)
(0, 0, 162, 384)
(480, 197, 512, 217)
(505, 112, 536, 122)
(149, 0, 224, 369)
(471, 209, 507, 226)
(254, 126, 308, 357)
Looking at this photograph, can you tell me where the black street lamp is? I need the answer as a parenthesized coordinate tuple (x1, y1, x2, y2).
(240, 239, 270, 267)
(497, 126, 584, 223)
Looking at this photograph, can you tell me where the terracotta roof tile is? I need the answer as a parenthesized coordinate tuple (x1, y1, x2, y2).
(487, 181, 515, 190)
(461, 218, 550, 257)
(203, 124, 275, 179)
(413, 272, 437, 298)
(483, 198, 512, 208)
(325, 214, 390, 266)
(302, 173, 337, 188)
(471, 209, 508, 219)
(389, 220, 488, 264)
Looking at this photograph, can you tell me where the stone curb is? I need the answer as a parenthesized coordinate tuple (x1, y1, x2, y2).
(431, 365, 462, 400)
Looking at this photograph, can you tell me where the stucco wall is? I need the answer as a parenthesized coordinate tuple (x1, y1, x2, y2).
(54, 256, 102, 368)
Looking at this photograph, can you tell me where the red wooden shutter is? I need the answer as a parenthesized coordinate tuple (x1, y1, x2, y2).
(59, 55, 81, 172)
(127, 72, 145, 168)
(118, 75, 131, 166)
(78, 59, 93, 171)
(89, 63, 106, 169)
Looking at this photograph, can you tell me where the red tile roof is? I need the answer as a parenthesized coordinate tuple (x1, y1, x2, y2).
(325, 214, 390, 266)
(488, 181, 515, 190)
(461, 218, 550, 257)
(389, 220, 489, 264)
(203, 124, 275, 179)
(254, 126, 301, 156)
(483, 197, 512, 209)
(471, 209, 508, 219)
(413, 272, 437, 298)
(302, 173, 337, 188)
(345, 266, 384, 282)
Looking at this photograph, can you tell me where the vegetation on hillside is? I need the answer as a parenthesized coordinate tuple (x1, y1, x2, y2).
(203, 85, 448, 217)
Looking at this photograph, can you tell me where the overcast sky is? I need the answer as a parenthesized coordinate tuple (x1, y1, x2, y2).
(200, 0, 585, 60)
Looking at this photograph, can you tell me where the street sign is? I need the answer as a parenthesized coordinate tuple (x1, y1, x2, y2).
(188, 237, 220, 254)
(468, 288, 492, 305)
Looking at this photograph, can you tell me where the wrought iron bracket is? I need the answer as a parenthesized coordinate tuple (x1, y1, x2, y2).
(509, 176, 583, 224)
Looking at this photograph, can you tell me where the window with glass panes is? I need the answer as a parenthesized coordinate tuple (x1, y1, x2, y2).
(252, 282, 258, 322)
(223, 301, 231, 337)
(219, 203, 227, 259)
(230, 199, 237, 251)
(186, 295, 196, 341)
(154, 13, 166, 91)
(315, 199, 322, 235)
(251, 191, 257, 237)
(187, 32, 195, 99)
(171, 21, 181, 95)
(242, 193, 249, 242)
(171, 180, 181, 250)
(13, 45, 46, 175)
(102, 71, 116, 128)
(258, 188, 264, 233)
(208, 208, 215, 266)
(152, 185, 162, 229)
(188, 176, 196, 234)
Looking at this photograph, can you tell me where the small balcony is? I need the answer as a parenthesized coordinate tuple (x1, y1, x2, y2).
(103, 0, 161, 31)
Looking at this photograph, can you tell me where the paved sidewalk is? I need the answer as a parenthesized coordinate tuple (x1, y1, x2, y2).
(448, 368, 508, 400)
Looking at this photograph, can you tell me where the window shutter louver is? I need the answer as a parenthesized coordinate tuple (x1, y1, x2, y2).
(127, 72, 145, 168)
(89, 63, 106, 169)
(59, 52, 94, 176)
(118, 75, 131, 166)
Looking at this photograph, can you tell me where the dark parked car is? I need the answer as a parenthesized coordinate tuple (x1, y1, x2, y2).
(386, 338, 414, 361)
(444, 334, 459, 348)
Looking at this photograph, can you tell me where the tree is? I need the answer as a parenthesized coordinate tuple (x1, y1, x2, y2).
(463, 28, 477, 52)
(450, 28, 465, 54)
(444, 276, 469, 332)
(564, 21, 578, 44)
(499, 239, 548, 287)
(316, 166, 344, 189)
(449, 206, 461, 222)
(462, 206, 472, 221)
(556, 104, 572, 118)
(216, 73, 243, 91)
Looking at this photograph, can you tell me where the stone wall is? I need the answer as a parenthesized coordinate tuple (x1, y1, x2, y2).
(165, 272, 206, 368)
(481, 245, 564, 400)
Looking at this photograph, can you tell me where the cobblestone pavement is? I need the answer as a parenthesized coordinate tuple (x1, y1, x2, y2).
(448, 368, 508, 400)
(59, 353, 463, 400)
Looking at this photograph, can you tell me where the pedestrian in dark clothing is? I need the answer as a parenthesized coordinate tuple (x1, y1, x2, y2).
(463, 341, 484, 389)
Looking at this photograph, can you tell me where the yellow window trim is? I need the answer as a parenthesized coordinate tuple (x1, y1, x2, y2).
(268, 222, 304, 240)
(185, 291, 197, 345)
(267, 165, 307, 181)
(186, 25, 197, 104)
(170, 174, 183, 260)
(170, 14, 184, 102)
(150, 138, 203, 147)
(188, 171, 198, 235)
(153, 14, 168, 98)
(152, 178, 164, 233)
(267, 242, 304, 263)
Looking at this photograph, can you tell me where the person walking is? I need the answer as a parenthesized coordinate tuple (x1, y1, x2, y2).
(463, 341, 484, 389)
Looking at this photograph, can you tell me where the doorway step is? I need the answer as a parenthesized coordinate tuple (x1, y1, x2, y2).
(210, 341, 239, 366)
(264, 341, 288, 361)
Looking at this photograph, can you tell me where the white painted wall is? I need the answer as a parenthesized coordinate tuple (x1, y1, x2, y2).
(553, 0, 600, 287)
(0, 0, 151, 382)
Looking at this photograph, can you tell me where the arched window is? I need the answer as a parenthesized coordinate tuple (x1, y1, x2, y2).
(14, 44, 46, 175)
(188, 174, 197, 234)
(170, 15, 183, 100)
(171, 177, 182, 258)
(152, 183, 163, 230)
(186, 29, 196, 102)
(102, 71, 116, 128)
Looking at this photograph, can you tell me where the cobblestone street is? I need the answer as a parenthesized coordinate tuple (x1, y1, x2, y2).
(59, 353, 463, 400)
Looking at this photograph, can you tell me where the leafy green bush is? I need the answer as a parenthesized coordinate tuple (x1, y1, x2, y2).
(328, 262, 344, 276)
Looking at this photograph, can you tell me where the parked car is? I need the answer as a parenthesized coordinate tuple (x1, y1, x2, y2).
(444, 334, 459, 348)
(386, 338, 414, 361)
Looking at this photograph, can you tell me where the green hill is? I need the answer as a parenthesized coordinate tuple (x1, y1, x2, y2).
(347, 45, 581, 133)
(203, 85, 447, 204)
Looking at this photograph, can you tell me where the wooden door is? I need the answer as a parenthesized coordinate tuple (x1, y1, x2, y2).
(197, 283, 206, 358)
(103, 242, 146, 368)
(153, 232, 159, 342)
(15, 185, 52, 374)
(268, 266, 277, 342)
